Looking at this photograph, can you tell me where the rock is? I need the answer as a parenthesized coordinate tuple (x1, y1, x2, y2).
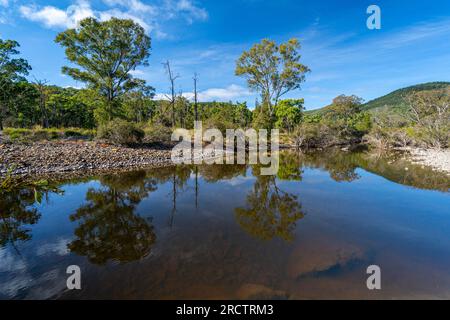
(0, 141, 174, 177)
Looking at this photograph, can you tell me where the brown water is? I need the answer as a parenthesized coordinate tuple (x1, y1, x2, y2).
(0, 149, 449, 299)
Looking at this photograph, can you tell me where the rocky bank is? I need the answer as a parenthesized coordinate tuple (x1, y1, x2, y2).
(0, 141, 173, 177)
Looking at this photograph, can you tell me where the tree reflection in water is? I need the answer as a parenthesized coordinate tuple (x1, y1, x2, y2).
(0, 179, 63, 250)
(0, 189, 41, 248)
(68, 171, 157, 265)
(300, 150, 361, 182)
(235, 165, 305, 242)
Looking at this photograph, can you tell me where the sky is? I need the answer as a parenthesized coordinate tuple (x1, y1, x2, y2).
(1, 0, 450, 110)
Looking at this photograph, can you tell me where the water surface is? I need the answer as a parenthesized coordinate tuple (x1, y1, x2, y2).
(1, 149, 449, 299)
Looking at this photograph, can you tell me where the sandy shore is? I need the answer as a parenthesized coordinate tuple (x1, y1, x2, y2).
(406, 148, 450, 175)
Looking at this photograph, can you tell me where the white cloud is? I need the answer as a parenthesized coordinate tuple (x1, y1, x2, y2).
(103, 0, 157, 14)
(155, 84, 252, 102)
(378, 19, 450, 49)
(36, 238, 71, 256)
(19, 0, 208, 38)
(0, 0, 8, 8)
(198, 84, 251, 101)
(19, 0, 94, 29)
(129, 69, 146, 76)
(173, 0, 208, 22)
(99, 9, 151, 31)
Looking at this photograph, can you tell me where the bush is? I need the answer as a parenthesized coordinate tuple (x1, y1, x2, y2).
(143, 123, 173, 143)
(292, 123, 336, 149)
(97, 119, 145, 145)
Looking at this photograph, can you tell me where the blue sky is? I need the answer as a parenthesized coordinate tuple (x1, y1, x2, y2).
(1, 0, 450, 110)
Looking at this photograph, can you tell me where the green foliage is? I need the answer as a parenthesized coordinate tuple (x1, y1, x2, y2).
(291, 122, 334, 149)
(235, 38, 310, 118)
(274, 99, 304, 132)
(0, 38, 32, 129)
(322, 95, 369, 139)
(46, 87, 97, 128)
(97, 119, 145, 145)
(55, 17, 151, 119)
(365, 88, 449, 149)
(363, 82, 450, 112)
(123, 83, 155, 123)
(289, 95, 372, 148)
(0, 39, 31, 81)
(143, 122, 173, 143)
(251, 103, 273, 130)
(303, 113, 322, 124)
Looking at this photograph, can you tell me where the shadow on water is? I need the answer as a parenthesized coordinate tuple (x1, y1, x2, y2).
(0, 149, 449, 299)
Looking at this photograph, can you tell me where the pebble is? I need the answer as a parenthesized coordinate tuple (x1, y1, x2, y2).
(0, 141, 173, 177)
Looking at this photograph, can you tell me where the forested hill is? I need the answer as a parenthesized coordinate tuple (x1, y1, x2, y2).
(307, 82, 450, 114)
(362, 82, 450, 111)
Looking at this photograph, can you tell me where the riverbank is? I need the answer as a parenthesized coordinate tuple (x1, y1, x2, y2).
(2, 140, 449, 179)
(0, 141, 173, 177)
(405, 147, 450, 175)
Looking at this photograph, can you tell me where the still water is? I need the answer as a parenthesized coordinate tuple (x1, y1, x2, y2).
(1, 149, 449, 299)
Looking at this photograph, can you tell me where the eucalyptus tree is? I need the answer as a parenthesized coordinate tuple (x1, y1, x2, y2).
(235, 38, 310, 121)
(55, 17, 151, 121)
(0, 39, 32, 130)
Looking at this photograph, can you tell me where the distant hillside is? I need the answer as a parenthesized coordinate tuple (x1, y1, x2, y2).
(306, 82, 450, 115)
(362, 82, 450, 112)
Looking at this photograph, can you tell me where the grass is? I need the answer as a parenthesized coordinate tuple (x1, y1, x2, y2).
(3, 127, 96, 142)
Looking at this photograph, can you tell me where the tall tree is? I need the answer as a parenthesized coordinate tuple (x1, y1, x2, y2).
(162, 60, 179, 127)
(0, 39, 32, 130)
(55, 17, 151, 120)
(235, 38, 310, 119)
(193, 72, 199, 122)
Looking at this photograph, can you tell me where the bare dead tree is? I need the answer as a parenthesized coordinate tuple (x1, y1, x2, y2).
(195, 166, 199, 209)
(193, 72, 199, 123)
(178, 89, 185, 128)
(162, 60, 179, 127)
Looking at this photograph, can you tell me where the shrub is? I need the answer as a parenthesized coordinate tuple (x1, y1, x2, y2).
(143, 123, 173, 143)
(97, 119, 145, 145)
(292, 123, 336, 149)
